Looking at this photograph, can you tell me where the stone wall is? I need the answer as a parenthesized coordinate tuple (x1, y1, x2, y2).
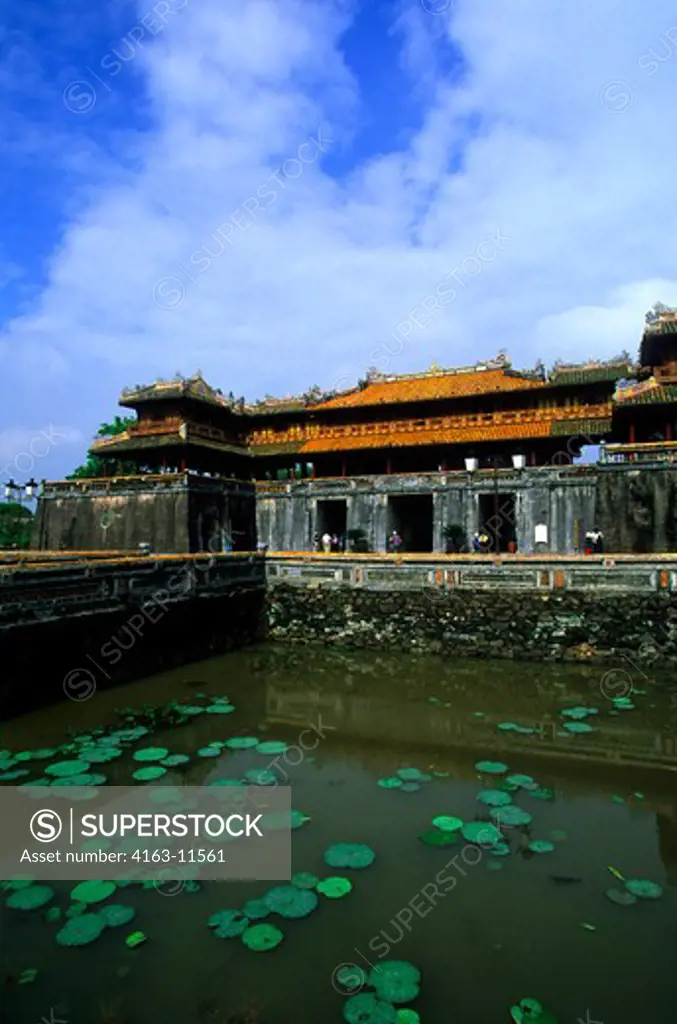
(596, 466, 677, 553)
(33, 473, 256, 553)
(256, 466, 598, 554)
(267, 582, 677, 666)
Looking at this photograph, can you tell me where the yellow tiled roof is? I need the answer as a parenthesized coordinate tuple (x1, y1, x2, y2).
(316, 369, 546, 409)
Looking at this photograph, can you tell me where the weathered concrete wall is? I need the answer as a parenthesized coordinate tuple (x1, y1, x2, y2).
(33, 490, 191, 552)
(597, 467, 677, 553)
(267, 582, 677, 666)
(33, 474, 256, 554)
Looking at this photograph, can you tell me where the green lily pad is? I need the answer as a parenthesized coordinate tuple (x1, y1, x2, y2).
(419, 830, 459, 847)
(605, 888, 637, 907)
(396, 767, 427, 782)
(97, 904, 136, 927)
(316, 876, 352, 898)
(125, 930, 147, 948)
(264, 885, 318, 919)
(65, 902, 88, 919)
(18, 967, 39, 984)
(6, 885, 54, 910)
(624, 879, 662, 899)
(224, 737, 259, 750)
(242, 922, 283, 951)
(506, 774, 536, 788)
(133, 766, 167, 782)
(0, 770, 30, 780)
(527, 787, 554, 801)
(477, 789, 513, 807)
(208, 909, 249, 937)
(528, 840, 555, 854)
(394, 1012, 420, 1024)
(475, 760, 509, 774)
(377, 777, 403, 789)
(510, 997, 559, 1023)
(70, 880, 117, 905)
(80, 747, 123, 763)
(492, 806, 533, 827)
(45, 906, 62, 923)
(343, 993, 396, 1024)
(255, 741, 288, 755)
(325, 843, 376, 869)
(400, 783, 421, 793)
(197, 746, 222, 758)
(132, 747, 169, 762)
(562, 722, 594, 734)
(292, 872, 320, 889)
(497, 722, 518, 731)
(242, 899, 271, 920)
(431, 815, 463, 832)
(45, 759, 90, 777)
(56, 914, 105, 946)
(369, 960, 421, 1005)
(161, 754, 191, 766)
(243, 769, 277, 786)
(206, 703, 235, 714)
(490, 841, 511, 856)
(461, 822, 502, 846)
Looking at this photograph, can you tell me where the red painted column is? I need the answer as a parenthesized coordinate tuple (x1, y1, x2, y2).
(629, 423, 636, 443)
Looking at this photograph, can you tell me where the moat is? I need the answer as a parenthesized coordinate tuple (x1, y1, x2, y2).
(1, 644, 676, 1024)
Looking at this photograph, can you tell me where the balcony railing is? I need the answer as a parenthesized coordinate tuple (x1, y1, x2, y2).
(601, 441, 677, 464)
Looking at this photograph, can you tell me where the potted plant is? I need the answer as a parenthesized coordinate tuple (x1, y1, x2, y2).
(346, 528, 368, 553)
(442, 523, 466, 553)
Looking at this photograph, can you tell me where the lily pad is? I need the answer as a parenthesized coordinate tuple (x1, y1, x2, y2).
(125, 930, 147, 948)
(255, 741, 288, 755)
(56, 914, 105, 946)
(605, 888, 637, 907)
(70, 880, 117, 905)
(396, 768, 427, 782)
(97, 904, 136, 927)
(208, 909, 249, 937)
(132, 766, 167, 782)
(243, 769, 278, 786)
(419, 830, 459, 847)
(224, 737, 259, 750)
(400, 783, 421, 793)
(206, 703, 235, 714)
(316, 876, 352, 898)
(506, 774, 536, 788)
(197, 747, 222, 758)
(242, 922, 283, 951)
(497, 722, 518, 731)
(477, 789, 513, 807)
(369, 960, 421, 1005)
(431, 815, 463, 833)
(377, 777, 403, 789)
(325, 843, 376, 869)
(132, 747, 169, 763)
(562, 722, 594, 734)
(264, 885, 318, 918)
(624, 879, 662, 900)
(528, 840, 555, 854)
(527, 787, 554, 801)
(474, 760, 508, 775)
(492, 806, 533, 827)
(161, 754, 191, 767)
(242, 899, 271, 920)
(292, 872, 320, 889)
(6, 885, 54, 910)
(80, 747, 123, 763)
(343, 993, 397, 1024)
(461, 822, 502, 846)
(45, 760, 90, 777)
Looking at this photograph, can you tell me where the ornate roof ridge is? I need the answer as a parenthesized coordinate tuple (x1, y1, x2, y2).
(644, 302, 677, 333)
(365, 353, 519, 385)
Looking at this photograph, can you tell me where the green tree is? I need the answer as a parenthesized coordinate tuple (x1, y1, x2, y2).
(68, 416, 137, 479)
(0, 502, 33, 549)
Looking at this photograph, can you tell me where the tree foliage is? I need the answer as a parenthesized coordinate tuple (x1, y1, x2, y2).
(68, 416, 137, 479)
(0, 502, 33, 549)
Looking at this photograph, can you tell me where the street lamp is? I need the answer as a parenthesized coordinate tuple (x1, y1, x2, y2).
(25, 478, 37, 499)
(3, 479, 17, 501)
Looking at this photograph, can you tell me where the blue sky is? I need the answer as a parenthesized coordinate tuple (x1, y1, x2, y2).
(1, 0, 677, 481)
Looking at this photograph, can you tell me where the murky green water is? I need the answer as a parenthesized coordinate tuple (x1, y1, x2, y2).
(1, 645, 676, 1024)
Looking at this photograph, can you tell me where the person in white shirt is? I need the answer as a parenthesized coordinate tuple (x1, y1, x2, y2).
(321, 532, 332, 553)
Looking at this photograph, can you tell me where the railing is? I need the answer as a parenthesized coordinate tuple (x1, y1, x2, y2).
(249, 403, 613, 449)
(601, 441, 677, 464)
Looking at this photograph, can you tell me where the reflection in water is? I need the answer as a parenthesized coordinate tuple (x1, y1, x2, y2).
(0, 643, 676, 1024)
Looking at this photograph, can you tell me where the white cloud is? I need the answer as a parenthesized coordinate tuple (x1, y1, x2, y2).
(2, 0, 677, 410)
